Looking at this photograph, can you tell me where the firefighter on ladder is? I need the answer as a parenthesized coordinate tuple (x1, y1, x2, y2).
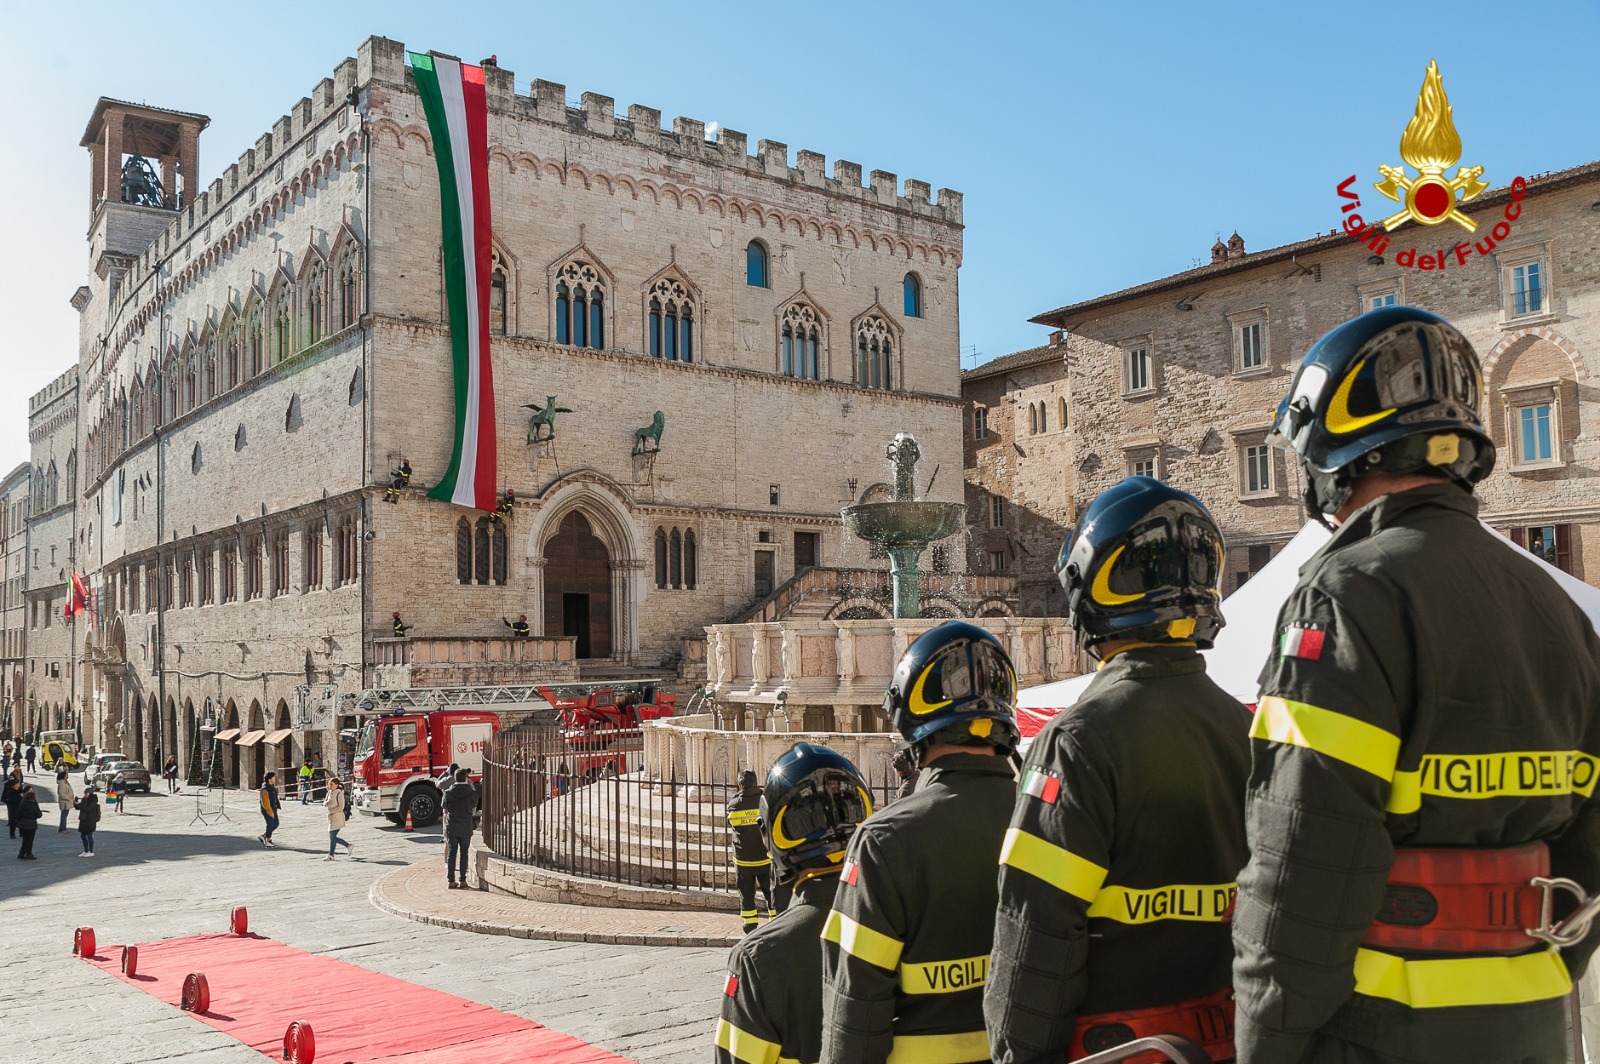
(1233, 306, 1600, 1064)
(715, 743, 873, 1064)
(820, 621, 1020, 1064)
(383, 458, 411, 503)
(986, 477, 1251, 1064)
(727, 770, 776, 933)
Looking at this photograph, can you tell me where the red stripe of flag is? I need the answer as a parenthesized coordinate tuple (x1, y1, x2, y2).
(462, 62, 497, 513)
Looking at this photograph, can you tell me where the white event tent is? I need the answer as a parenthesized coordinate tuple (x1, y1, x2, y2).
(1015, 521, 1600, 737)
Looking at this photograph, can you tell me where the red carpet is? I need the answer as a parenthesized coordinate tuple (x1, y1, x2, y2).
(86, 932, 634, 1063)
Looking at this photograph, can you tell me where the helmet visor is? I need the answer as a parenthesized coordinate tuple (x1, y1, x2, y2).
(770, 771, 872, 848)
(1335, 322, 1484, 433)
(900, 639, 1016, 718)
(1102, 515, 1223, 599)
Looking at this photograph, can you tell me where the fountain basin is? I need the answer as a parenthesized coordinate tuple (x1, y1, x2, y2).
(841, 501, 967, 551)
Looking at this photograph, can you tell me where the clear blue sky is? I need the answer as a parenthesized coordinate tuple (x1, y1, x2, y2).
(2, 0, 1595, 480)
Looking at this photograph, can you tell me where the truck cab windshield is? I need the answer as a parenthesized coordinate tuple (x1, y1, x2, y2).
(355, 722, 376, 762)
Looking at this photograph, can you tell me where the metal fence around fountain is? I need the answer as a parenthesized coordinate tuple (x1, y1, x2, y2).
(480, 721, 902, 894)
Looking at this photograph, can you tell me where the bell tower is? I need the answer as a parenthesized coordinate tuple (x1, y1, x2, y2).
(81, 98, 209, 215)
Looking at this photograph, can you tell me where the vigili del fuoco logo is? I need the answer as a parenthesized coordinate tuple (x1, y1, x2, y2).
(1336, 60, 1527, 271)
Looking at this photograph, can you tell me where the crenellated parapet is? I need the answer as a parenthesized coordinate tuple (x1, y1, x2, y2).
(357, 36, 962, 227)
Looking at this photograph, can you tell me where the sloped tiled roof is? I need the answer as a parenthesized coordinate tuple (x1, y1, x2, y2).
(1031, 159, 1600, 327)
(962, 341, 1064, 382)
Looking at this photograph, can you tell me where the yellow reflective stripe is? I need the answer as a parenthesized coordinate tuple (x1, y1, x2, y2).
(885, 1030, 991, 1064)
(1352, 947, 1571, 1008)
(822, 909, 905, 971)
(729, 809, 761, 826)
(999, 827, 1107, 902)
(735, 857, 773, 867)
(898, 953, 989, 994)
(713, 1017, 798, 1064)
(1088, 883, 1237, 924)
(1387, 769, 1421, 814)
(1252, 696, 1400, 781)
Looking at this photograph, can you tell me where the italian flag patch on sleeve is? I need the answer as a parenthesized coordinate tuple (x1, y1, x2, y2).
(1022, 769, 1061, 804)
(1280, 624, 1326, 661)
(724, 974, 739, 997)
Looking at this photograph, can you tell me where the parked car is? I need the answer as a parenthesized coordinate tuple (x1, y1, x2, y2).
(83, 752, 126, 787)
(94, 761, 152, 794)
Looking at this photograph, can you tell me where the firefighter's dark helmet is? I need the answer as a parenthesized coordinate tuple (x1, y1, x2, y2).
(884, 621, 1018, 752)
(1056, 476, 1226, 653)
(759, 743, 872, 886)
(1273, 305, 1494, 516)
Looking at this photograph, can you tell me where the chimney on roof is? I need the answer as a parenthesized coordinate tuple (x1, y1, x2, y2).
(1210, 238, 1228, 264)
(1227, 231, 1246, 259)
(1049, 329, 1064, 347)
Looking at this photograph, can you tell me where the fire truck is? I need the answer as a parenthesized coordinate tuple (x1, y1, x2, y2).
(346, 684, 557, 826)
(537, 682, 677, 779)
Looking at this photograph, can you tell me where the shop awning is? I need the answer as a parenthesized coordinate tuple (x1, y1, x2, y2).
(213, 728, 241, 741)
(235, 730, 267, 747)
(263, 729, 293, 744)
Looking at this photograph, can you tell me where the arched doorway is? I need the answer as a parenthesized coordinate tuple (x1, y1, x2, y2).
(223, 700, 241, 787)
(130, 697, 144, 761)
(273, 701, 293, 784)
(543, 512, 612, 658)
(149, 699, 163, 769)
(183, 699, 196, 780)
(247, 700, 265, 788)
(164, 697, 178, 774)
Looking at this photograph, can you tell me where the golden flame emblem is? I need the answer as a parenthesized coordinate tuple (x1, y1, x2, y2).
(1373, 60, 1488, 232)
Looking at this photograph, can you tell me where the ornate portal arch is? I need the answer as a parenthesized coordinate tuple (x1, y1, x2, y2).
(525, 473, 646, 661)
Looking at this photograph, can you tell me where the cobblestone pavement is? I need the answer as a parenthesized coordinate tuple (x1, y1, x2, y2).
(0, 769, 728, 1064)
(375, 859, 745, 947)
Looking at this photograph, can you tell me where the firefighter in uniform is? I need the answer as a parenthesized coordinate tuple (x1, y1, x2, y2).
(728, 770, 777, 933)
(820, 621, 1019, 1064)
(716, 743, 874, 1064)
(987, 476, 1251, 1064)
(1234, 306, 1600, 1064)
(383, 458, 411, 503)
(503, 614, 531, 638)
(392, 612, 409, 638)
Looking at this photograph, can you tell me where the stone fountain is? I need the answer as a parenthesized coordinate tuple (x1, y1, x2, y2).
(841, 433, 966, 619)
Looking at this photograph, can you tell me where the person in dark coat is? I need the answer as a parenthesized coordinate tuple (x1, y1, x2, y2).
(441, 767, 478, 888)
(2, 768, 22, 839)
(77, 787, 100, 856)
(14, 784, 41, 859)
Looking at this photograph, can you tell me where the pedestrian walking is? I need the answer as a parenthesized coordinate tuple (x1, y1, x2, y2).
(1235, 306, 1600, 1064)
(77, 787, 100, 856)
(323, 777, 354, 861)
(297, 758, 315, 804)
(14, 784, 41, 860)
(55, 770, 75, 833)
(24, 745, 36, 773)
(726, 770, 776, 932)
(442, 767, 476, 888)
(110, 767, 128, 813)
(162, 754, 179, 793)
(2, 767, 22, 839)
(257, 771, 282, 847)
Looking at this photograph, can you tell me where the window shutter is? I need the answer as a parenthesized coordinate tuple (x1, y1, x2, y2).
(1555, 524, 1573, 574)
(1509, 526, 1526, 549)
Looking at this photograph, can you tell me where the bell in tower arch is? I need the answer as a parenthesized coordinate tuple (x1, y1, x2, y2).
(120, 151, 165, 208)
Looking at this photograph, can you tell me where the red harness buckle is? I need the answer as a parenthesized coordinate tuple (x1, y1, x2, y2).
(1364, 843, 1548, 952)
(1070, 988, 1234, 1063)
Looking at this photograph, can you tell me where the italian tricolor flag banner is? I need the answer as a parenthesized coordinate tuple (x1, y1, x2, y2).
(411, 52, 498, 511)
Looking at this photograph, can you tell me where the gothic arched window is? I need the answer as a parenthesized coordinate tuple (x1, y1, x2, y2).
(455, 518, 472, 584)
(247, 306, 265, 376)
(131, 380, 145, 439)
(306, 262, 325, 345)
(855, 315, 895, 391)
(489, 251, 508, 336)
(684, 530, 697, 590)
(670, 528, 683, 589)
(270, 295, 291, 364)
(781, 302, 822, 380)
(184, 355, 198, 412)
(490, 519, 507, 585)
(654, 528, 668, 589)
(553, 260, 606, 350)
(648, 276, 696, 363)
(203, 342, 217, 402)
(474, 517, 491, 585)
(338, 249, 361, 330)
